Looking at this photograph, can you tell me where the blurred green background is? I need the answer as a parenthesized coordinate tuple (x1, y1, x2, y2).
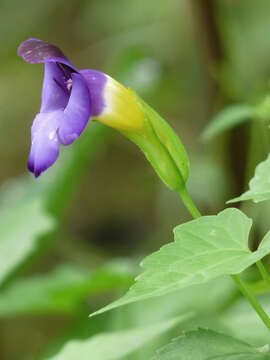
(1, 0, 270, 359)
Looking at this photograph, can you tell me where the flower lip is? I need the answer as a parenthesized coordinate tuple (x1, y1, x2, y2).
(18, 38, 93, 177)
(18, 38, 78, 72)
(18, 38, 109, 177)
(27, 111, 62, 178)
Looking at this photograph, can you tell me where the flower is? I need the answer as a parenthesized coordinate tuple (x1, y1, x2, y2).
(19, 39, 189, 192)
(18, 38, 144, 177)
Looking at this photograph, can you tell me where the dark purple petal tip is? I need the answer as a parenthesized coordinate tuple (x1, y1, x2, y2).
(27, 157, 34, 174)
(18, 38, 65, 63)
(28, 149, 58, 178)
(28, 112, 61, 177)
(18, 38, 78, 71)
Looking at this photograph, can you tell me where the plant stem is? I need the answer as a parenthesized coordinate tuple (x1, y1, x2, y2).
(231, 274, 270, 331)
(177, 188, 270, 331)
(256, 260, 270, 291)
(177, 186, 201, 219)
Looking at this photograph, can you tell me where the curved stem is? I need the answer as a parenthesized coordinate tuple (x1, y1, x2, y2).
(256, 260, 270, 291)
(177, 186, 201, 219)
(232, 274, 270, 331)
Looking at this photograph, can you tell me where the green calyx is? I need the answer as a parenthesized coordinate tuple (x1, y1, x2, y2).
(121, 91, 190, 191)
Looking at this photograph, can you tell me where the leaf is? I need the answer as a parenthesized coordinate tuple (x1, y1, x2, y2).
(201, 104, 255, 142)
(0, 197, 54, 285)
(0, 261, 135, 316)
(47, 315, 191, 360)
(152, 329, 269, 360)
(91, 208, 270, 316)
(0, 123, 108, 285)
(228, 154, 270, 204)
(212, 355, 270, 359)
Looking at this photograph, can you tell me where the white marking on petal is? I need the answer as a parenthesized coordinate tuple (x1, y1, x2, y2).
(48, 131, 55, 140)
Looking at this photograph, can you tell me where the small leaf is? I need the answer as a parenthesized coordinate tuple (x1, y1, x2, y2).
(0, 197, 54, 285)
(0, 261, 135, 316)
(91, 208, 270, 316)
(47, 315, 190, 360)
(228, 154, 270, 203)
(201, 104, 255, 142)
(152, 329, 268, 360)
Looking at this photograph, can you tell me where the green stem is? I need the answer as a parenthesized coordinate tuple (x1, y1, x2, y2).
(177, 188, 270, 331)
(231, 274, 270, 331)
(256, 260, 270, 291)
(177, 186, 201, 219)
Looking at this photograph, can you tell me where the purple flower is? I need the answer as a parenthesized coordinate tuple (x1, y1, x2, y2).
(18, 38, 108, 177)
(19, 39, 189, 191)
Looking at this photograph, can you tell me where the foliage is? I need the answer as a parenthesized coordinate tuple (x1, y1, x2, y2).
(91, 208, 270, 315)
(0, 261, 134, 316)
(201, 104, 255, 142)
(2, 1, 270, 360)
(0, 196, 54, 286)
(152, 329, 269, 360)
(47, 316, 189, 360)
(228, 154, 270, 204)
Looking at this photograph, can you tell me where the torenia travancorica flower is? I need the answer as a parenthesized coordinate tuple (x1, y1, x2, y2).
(19, 38, 189, 192)
(18, 38, 144, 177)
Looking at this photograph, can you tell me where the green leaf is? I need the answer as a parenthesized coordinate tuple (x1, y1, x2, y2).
(0, 261, 135, 316)
(228, 154, 270, 204)
(152, 329, 269, 360)
(212, 355, 270, 359)
(91, 208, 270, 316)
(201, 104, 255, 142)
(47, 315, 190, 360)
(0, 197, 54, 285)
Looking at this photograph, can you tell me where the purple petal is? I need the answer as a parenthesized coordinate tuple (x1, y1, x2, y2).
(40, 62, 69, 112)
(18, 38, 78, 72)
(58, 73, 91, 145)
(80, 69, 107, 116)
(28, 111, 62, 177)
